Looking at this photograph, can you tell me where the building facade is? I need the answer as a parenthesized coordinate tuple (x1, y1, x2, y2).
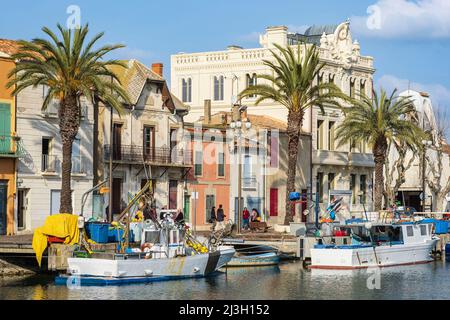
(0, 40, 23, 235)
(388, 90, 450, 212)
(185, 117, 231, 231)
(15, 83, 95, 231)
(95, 60, 191, 219)
(171, 21, 376, 219)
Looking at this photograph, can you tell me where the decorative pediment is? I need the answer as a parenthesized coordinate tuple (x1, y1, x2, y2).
(320, 21, 361, 69)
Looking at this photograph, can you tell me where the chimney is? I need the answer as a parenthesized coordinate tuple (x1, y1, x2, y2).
(204, 100, 211, 124)
(151, 63, 163, 77)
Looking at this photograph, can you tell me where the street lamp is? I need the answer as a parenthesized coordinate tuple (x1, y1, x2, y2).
(230, 110, 251, 234)
(421, 139, 432, 212)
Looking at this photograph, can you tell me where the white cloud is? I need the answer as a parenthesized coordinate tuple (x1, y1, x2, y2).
(376, 74, 450, 107)
(351, 0, 450, 39)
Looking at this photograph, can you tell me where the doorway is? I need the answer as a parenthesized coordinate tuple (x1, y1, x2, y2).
(112, 178, 123, 215)
(169, 180, 178, 210)
(17, 189, 28, 230)
(0, 181, 7, 235)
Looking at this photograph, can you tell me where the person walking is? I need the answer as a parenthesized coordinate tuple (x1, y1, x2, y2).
(242, 207, 250, 230)
(216, 205, 226, 230)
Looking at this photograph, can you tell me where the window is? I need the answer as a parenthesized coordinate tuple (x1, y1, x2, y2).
(42, 137, 54, 172)
(206, 195, 215, 223)
(406, 226, 414, 237)
(350, 174, 356, 205)
(72, 137, 82, 174)
(329, 74, 335, 84)
(214, 76, 224, 101)
(182, 78, 192, 103)
(170, 128, 177, 162)
(243, 154, 252, 180)
(350, 139, 360, 153)
(360, 175, 367, 204)
(360, 80, 366, 98)
(317, 172, 324, 203)
(246, 73, 257, 97)
(420, 225, 428, 236)
(194, 151, 203, 176)
(268, 131, 279, 168)
(143, 126, 155, 161)
(317, 120, 324, 150)
(218, 152, 225, 177)
(328, 121, 335, 151)
(350, 79, 356, 98)
(328, 173, 335, 193)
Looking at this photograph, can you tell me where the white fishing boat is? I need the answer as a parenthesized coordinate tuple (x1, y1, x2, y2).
(58, 212, 235, 285)
(310, 222, 438, 270)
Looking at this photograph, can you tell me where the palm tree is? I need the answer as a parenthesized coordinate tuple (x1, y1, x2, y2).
(239, 43, 347, 225)
(335, 89, 424, 211)
(7, 24, 130, 214)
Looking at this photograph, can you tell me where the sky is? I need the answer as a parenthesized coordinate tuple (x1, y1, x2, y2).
(1, 0, 449, 115)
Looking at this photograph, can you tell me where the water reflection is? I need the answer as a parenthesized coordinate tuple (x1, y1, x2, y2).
(0, 261, 449, 300)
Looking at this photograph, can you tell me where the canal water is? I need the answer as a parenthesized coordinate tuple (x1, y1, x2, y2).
(0, 261, 449, 300)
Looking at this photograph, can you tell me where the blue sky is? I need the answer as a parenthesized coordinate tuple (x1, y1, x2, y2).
(1, 0, 449, 113)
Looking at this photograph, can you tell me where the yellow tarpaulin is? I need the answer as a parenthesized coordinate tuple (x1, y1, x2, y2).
(32, 213, 80, 267)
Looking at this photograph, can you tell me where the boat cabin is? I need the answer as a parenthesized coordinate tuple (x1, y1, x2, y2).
(343, 222, 433, 246)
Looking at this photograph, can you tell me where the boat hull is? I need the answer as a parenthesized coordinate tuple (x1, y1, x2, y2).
(66, 248, 235, 279)
(226, 253, 280, 267)
(310, 240, 437, 270)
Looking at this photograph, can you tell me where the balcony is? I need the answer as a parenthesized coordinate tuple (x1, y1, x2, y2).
(41, 154, 58, 173)
(104, 145, 193, 167)
(312, 150, 374, 167)
(0, 136, 25, 158)
(242, 176, 258, 190)
(72, 156, 87, 175)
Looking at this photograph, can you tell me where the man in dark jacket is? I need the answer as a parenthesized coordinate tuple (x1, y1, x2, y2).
(217, 205, 225, 222)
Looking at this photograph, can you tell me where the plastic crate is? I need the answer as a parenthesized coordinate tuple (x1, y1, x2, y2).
(435, 221, 448, 234)
(85, 223, 110, 244)
(108, 228, 134, 243)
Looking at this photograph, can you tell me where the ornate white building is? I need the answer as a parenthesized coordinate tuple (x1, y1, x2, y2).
(388, 90, 450, 212)
(171, 21, 376, 218)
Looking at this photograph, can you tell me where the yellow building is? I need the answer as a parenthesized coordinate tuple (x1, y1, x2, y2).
(0, 40, 20, 235)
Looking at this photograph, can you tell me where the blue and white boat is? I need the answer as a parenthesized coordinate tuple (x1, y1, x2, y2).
(310, 222, 438, 270)
(225, 244, 280, 267)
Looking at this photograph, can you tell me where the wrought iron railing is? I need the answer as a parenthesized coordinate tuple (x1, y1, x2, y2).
(72, 155, 86, 174)
(42, 154, 58, 173)
(104, 145, 192, 166)
(242, 176, 258, 189)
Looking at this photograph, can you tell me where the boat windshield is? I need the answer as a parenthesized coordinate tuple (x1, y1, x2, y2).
(347, 225, 403, 244)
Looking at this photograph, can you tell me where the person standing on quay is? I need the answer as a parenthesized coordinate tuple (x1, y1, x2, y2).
(242, 207, 250, 230)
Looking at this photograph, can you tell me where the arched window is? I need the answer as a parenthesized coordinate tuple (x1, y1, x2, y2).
(246, 73, 257, 98)
(182, 78, 192, 103)
(214, 76, 224, 101)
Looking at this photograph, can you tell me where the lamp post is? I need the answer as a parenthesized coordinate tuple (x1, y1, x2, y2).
(230, 110, 251, 234)
(421, 139, 432, 212)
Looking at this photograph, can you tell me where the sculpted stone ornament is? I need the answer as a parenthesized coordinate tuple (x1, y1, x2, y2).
(327, 21, 359, 69)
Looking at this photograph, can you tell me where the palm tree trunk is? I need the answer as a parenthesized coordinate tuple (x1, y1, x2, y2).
(373, 137, 388, 211)
(59, 95, 81, 214)
(284, 111, 303, 225)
